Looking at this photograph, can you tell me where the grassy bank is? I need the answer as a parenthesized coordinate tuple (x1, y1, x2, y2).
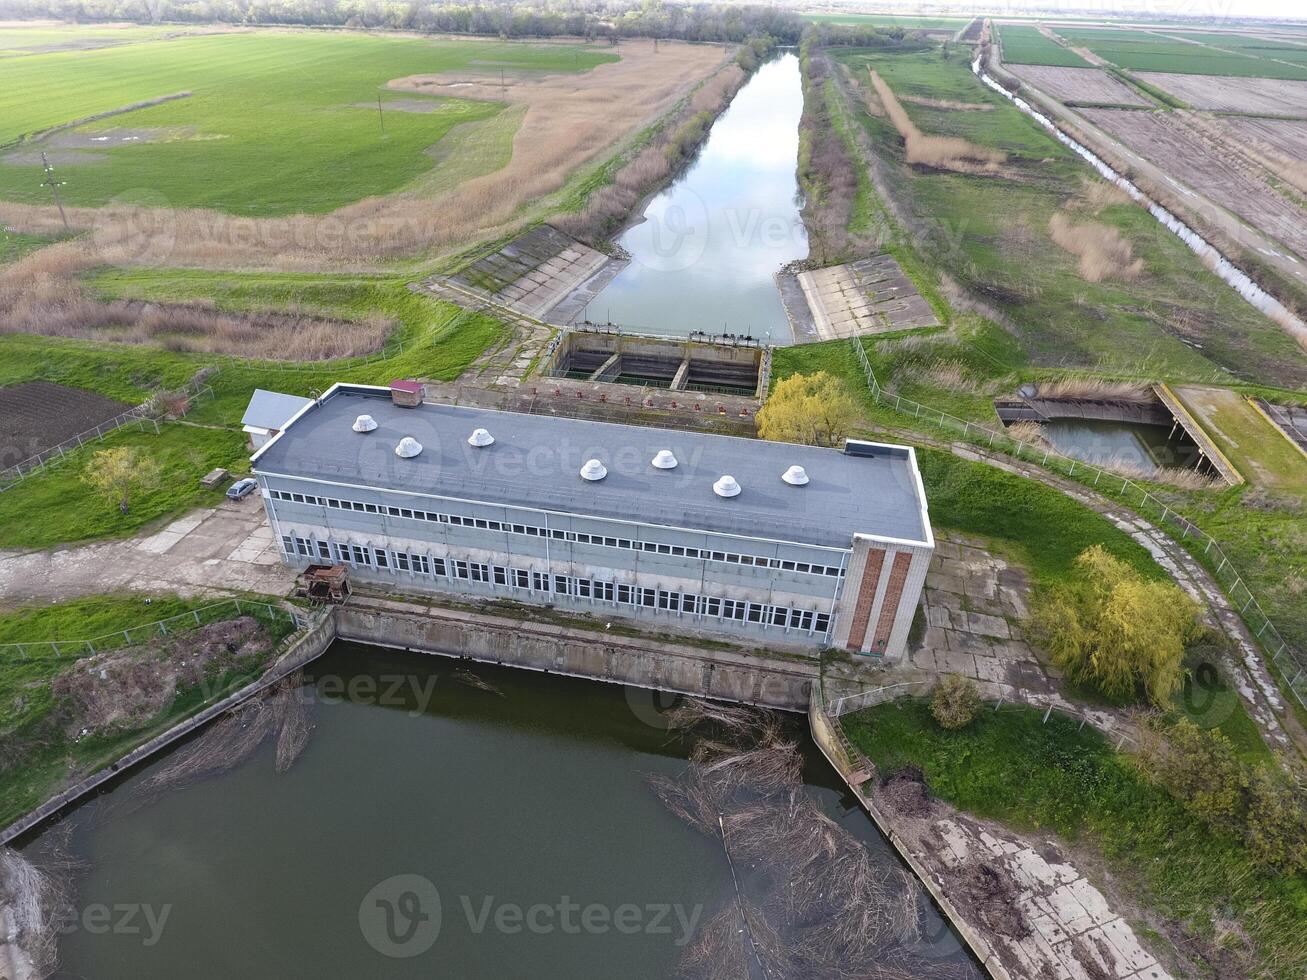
(0, 270, 506, 547)
(0, 594, 296, 828)
(844, 699, 1307, 979)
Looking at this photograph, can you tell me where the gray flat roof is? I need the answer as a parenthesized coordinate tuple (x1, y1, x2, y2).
(241, 389, 314, 432)
(251, 386, 930, 549)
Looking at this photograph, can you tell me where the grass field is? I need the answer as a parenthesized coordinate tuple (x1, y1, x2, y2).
(843, 699, 1307, 978)
(996, 24, 1091, 68)
(1055, 27, 1307, 78)
(805, 13, 968, 29)
(0, 29, 616, 214)
(831, 46, 1307, 389)
(0, 592, 295, 827)
(0, 270, 506, 546)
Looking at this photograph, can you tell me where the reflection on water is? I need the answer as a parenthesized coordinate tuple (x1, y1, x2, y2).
(1037, 420, 1199, 475)
(23, 644, 970, 980)
(587, 54, 808, 343)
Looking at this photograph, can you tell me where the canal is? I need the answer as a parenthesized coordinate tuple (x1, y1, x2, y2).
(1036, 419, 1201, 476)
(23, 644, 973, 979)
(586, 53, 808, 344)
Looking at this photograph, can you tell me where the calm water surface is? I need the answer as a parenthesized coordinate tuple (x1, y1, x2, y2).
(587, 54, 808, 343)
(1038, 420, 1199, 475)
(26, 644, 969, 979)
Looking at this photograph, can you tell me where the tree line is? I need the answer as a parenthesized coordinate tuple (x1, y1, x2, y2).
(7, 0, 812, 44)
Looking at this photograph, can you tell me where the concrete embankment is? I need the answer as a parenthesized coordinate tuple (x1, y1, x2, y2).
(336, 594, 818, 710)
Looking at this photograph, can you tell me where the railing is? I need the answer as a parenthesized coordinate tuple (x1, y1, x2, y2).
(0, 373, 218, 492)
(848, 337, 1307, 712)
(0, 598, 304, 662)
(824, 676, 1140, 750)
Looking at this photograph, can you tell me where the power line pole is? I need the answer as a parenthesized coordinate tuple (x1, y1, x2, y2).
(40, 152, 68, 230)
(377, 94, 385, 138)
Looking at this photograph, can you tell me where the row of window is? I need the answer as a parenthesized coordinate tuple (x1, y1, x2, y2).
(283, 534, 833, 635)
(268, 488, 844, 577)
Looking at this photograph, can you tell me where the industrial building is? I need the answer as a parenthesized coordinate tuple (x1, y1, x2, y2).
(248, 383, 933, 658)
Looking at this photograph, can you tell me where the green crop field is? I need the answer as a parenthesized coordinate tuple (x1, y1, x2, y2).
(1055, 27, 1307, 78)
(0, 29, 616, 214)
(996, 24, 1091, 67)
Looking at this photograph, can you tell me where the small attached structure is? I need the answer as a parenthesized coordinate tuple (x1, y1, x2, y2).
(241, 389, 314, 451)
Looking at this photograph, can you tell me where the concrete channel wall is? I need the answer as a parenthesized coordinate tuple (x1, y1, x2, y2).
(807, 680, 1010, 980)
(0, 613, 338, 846)
(335, 596, 818, 710)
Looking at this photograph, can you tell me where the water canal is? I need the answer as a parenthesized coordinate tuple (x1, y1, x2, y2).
(23, 644, 973, 979)
(585, 53, 808, 344)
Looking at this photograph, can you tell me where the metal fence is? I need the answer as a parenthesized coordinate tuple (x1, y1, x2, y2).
(0, 598, 305, 662)
(848, 337, 1307, 712)
(0, 375, 218, 492)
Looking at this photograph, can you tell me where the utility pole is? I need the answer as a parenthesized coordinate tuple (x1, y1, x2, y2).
(500, 67, 506, 98)
(377, 94, 385, 138)
(40, 152, 68, 230)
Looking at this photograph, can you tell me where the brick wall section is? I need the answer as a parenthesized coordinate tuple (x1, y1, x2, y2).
(871, 551, 912, 652)
(846, 547, 886, 651)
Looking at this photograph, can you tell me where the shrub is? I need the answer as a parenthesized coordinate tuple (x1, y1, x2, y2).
(1143, 718, 1247, 830)
(1031, 545, 1200, 706)
(1244, 768, 1307, 874)
(931, 674, 981, 730)
(756, 371, 859, 447)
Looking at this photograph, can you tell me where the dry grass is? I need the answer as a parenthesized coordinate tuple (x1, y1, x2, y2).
(869, 69, 1005, 173)
(0, 243, 390, 359)
(1006, 419, 1049, 446)
(0, 847, 65, 976)
(1047, 211, 1145, 282)
(552, 64, 745, 243)
(0, 40, 726, 271)
(1035, 376, 1154, 402)
(1072, 177, 1131, 213)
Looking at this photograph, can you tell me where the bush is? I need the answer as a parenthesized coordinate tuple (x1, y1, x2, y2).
(931, 674, 981, 730)
(1244, 769, 1307, 874)
(1031, 545, 1200, 706)
(756, 371, 858, 447)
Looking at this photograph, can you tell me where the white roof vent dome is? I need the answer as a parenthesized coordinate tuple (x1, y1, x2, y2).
(651, 449, 678, 470)
(468, 427, 495, 447)
(782, 465, 809, 486)
(394, 436, 423, 458)
(352, 414, 377, 433)
(713, 475, 742, 498)
(580, 459, 608, 482)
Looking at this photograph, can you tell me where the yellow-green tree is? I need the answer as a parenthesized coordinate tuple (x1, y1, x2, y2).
(1033, 545, 1199, 706)
(82, 446, 161, 515)
(756, 371, 859, 447)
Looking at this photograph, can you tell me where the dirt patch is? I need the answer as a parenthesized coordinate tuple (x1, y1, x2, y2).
(1081, 107, 1307, 260)
(877, 764, 937, 817)
(869, 68, 1006, 173)
(1135, 72, 1307, 115)
(900, 94, 995, 111)
(953, 862, 1030, 939)
(1008, 64, 1150, 106)
(0, 381, 130, 470)
(1048, 210, 1145, 281)
(50, 616, 273, 736)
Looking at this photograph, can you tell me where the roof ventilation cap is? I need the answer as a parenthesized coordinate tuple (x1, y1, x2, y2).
(782, 465, 809, 486)
(651, 449, 678, 470)
(580, 459, 608, 482)
(713, 474, 741, 498)
(468, 428, 494, 447)
(352, 414, 377, 433)
(394, 436, 423, 458)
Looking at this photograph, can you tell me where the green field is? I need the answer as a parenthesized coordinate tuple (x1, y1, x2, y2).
(0, 271, 507, 547)
(1055, 26, 1307, 78)
(0, 29, 615, 214)
(0, 23, 187, 56)
(996, 24, 1091, 67)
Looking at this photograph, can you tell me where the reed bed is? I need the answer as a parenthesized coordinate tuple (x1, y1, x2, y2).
(1048, 211, 1145, 282)
(868, 69, 1005, 173)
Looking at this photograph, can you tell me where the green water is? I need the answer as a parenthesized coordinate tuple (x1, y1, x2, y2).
(23, 644, 972, 979)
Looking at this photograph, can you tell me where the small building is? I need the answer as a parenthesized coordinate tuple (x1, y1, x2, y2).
(240, 389, 314, 451)
(247, 384, 934, 659)
(389, 379, 425, 408)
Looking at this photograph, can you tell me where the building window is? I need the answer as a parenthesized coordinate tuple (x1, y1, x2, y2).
(470, 562, 489, 583)
(375, 549, 389, 568)
(317, 541, 330, 560)
(512, 569, 529, 589)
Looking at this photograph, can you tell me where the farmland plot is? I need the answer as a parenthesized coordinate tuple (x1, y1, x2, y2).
(0, 381, 129, 469)
(996, 24, 1090, 67)
(1080, 107, 1307, 260)
(1222, 116, 1307, 164)
(1007, 64, 1150, 106)
(1134, 72, 1307, 115)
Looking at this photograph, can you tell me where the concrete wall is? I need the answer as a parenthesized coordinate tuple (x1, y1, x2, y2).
(335, 598, 818, 710)
(831, 536, 931, 661)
